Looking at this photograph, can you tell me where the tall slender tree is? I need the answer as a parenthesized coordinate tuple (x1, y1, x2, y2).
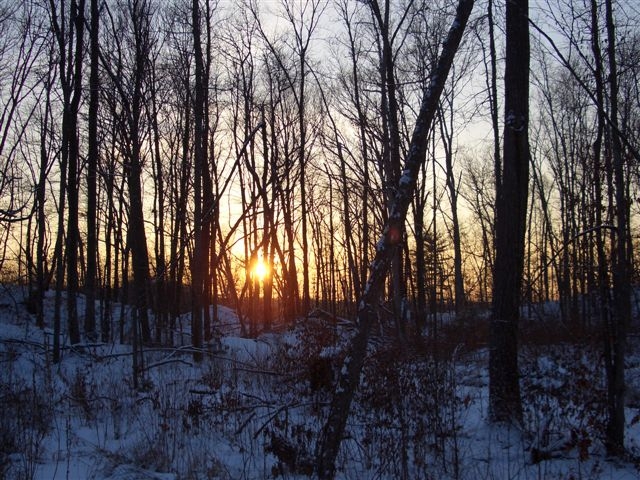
(100, 0, 154, 344)
(85, 0, 100, 341)
(191, 0, 207, 361)
(367, 0, 410, 338)
(489, 0, 530, 423)
(604, 0, 629, 455)
(48, 0, 86, 347)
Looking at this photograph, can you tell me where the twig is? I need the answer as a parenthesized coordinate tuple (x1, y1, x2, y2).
(142, 358, 193, 371)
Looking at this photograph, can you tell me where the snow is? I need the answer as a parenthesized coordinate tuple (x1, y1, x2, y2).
(1, 284, 639, 479)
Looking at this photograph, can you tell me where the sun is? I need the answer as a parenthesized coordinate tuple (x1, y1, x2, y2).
(251, 259, 270, 281)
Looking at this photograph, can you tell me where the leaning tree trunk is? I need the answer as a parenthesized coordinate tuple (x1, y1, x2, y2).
(315, 1, 474, 476)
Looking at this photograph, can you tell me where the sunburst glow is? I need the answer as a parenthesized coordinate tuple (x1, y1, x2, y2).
(251, 259, 270, 281)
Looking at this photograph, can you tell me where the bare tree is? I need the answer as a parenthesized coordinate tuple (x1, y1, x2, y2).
(366, 0, 411, 338)
(249, 0, 326, 319)
(190, 0, 207, 360)
(604, 0, 629, 455)
(0, 2, 52, 325)
(0, 3, 48, 227)
(529, 0, 636, 450)
(48, 0, 86, 347)
(100, 0, 155, 346)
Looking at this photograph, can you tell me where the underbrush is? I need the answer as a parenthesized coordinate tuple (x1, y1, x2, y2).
(521, 343, 607, 463)
(350, 342, 469, 479)
(0, 355, 54, 480)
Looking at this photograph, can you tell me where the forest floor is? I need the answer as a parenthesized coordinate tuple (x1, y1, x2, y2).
(1, 283, 640, 479)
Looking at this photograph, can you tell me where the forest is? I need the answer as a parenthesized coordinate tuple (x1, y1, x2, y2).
(1, 0, 640, 478)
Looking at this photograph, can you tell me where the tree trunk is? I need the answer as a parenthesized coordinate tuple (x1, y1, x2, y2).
(488, 0, 501, 192)
(67, 0, 85, 346)
(85, 0, 99, 341)
(191, 0, 207, 360)
(36, 81, 53, 330)
(49, 0, 85, 348)
(489, 0, 530, 424)
(149, 62, 167, 345)
(128, 2, 151, 345)
(438, 104, 465, 314)
(260, 108, 273, 329)
(589, 0, 613, 452)
(413, 193, 427, 333)
(604, 0, 629, 455)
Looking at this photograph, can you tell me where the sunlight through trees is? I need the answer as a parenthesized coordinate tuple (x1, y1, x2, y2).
(0, 0, 639, 475)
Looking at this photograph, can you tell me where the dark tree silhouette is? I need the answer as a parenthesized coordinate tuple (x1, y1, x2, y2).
(85, 0, 100, 341)
(489, 0, 530, 423)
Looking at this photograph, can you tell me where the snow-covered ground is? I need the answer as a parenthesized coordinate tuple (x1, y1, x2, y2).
(1, 283, 639, 479)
